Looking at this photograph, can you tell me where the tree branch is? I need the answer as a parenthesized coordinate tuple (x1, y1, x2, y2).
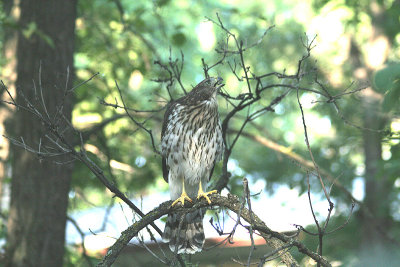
(97, 194, 331, 267)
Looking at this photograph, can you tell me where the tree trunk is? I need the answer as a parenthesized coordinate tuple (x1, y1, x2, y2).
(361, 94, 391, 246)
(0, 0, 18, 213)
(5, 1, 77, 267)
(353, 1, 395, 259)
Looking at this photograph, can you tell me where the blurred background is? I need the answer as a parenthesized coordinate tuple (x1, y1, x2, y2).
(0, 0, 399, 266)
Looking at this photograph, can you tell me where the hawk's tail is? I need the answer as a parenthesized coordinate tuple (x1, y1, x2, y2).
(162, 209, 205, 254)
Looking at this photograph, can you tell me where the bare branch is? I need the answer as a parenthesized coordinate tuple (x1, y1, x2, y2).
(67, 216, 95, 267)
(1, 78, 164, 238)
(114, 80, 161, 155)
(243, 178, 256, 267)
(97, 194, 332, 267)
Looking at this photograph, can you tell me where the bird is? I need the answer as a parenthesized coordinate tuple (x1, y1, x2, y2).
(161, 77, 224, 254)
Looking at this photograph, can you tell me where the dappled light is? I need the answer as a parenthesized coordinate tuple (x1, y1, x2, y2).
(1, 0, 400, 267)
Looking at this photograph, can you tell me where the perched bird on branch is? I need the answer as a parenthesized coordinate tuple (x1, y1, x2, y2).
(161, 77, 224, 254)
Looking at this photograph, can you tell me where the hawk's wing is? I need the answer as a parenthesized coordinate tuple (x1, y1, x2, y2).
(161, 98, 223, 183)
(162, 157, 169, 183)
(161, 101, 176, 183)
(208, 162, 216, 181)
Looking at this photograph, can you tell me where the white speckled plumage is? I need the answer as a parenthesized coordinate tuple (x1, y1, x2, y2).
(161, 77, 224, 254)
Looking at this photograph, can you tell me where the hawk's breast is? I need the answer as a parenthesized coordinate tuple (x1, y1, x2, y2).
(161, 99, 223, 183)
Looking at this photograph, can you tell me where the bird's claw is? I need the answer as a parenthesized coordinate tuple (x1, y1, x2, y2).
(197, 189, 217, 204)
(171, 192, 193, 207)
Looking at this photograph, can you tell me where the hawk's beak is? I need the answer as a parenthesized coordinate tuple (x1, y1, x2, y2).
(215, 77, 224, 90)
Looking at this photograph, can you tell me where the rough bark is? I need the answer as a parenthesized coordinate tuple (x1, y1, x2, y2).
(4, 0, 77, 266)
(97, 194, 332, 267)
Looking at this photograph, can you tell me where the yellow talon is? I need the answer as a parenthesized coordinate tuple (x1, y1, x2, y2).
(171, 191, 192, 207)
(197, 181, 217, 204)
(171, 180, 192, 207)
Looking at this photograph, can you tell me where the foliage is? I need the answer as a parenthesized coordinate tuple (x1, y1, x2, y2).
(1, 0, 400, 266)
(66, 0, 400, 265)
(72, 0, 319, 204)
(375, 63, 400, 112)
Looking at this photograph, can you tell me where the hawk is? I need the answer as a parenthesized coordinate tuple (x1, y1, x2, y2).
(161, 77, 224, 254)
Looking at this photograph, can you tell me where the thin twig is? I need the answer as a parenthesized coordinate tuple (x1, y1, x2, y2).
(97, 194, 330, 267)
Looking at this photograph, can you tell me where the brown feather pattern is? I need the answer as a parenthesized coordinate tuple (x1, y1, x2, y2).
(161, 77, 224, 254)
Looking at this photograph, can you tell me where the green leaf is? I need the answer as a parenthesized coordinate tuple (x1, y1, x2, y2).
(22, 22, 37, 39)
(382, 78, 400, 112)
(36, 29, 55, 48)
(154, 0, 171, 7)
(21, 22, 55, 48)
(172, 32, 186, 46)
(374, 63, 400, 93)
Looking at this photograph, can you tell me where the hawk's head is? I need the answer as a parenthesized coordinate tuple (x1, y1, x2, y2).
(196, 77, 224, 90)
(184, 77, 224, 104)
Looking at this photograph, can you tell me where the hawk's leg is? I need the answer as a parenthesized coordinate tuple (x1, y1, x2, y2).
(197, 180, 217, 204)
(171, 180, 193, 207)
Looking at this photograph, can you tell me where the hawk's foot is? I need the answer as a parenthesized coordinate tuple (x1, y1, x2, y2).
(171, 191, 192, 207)
(197, 187, 217, 204)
